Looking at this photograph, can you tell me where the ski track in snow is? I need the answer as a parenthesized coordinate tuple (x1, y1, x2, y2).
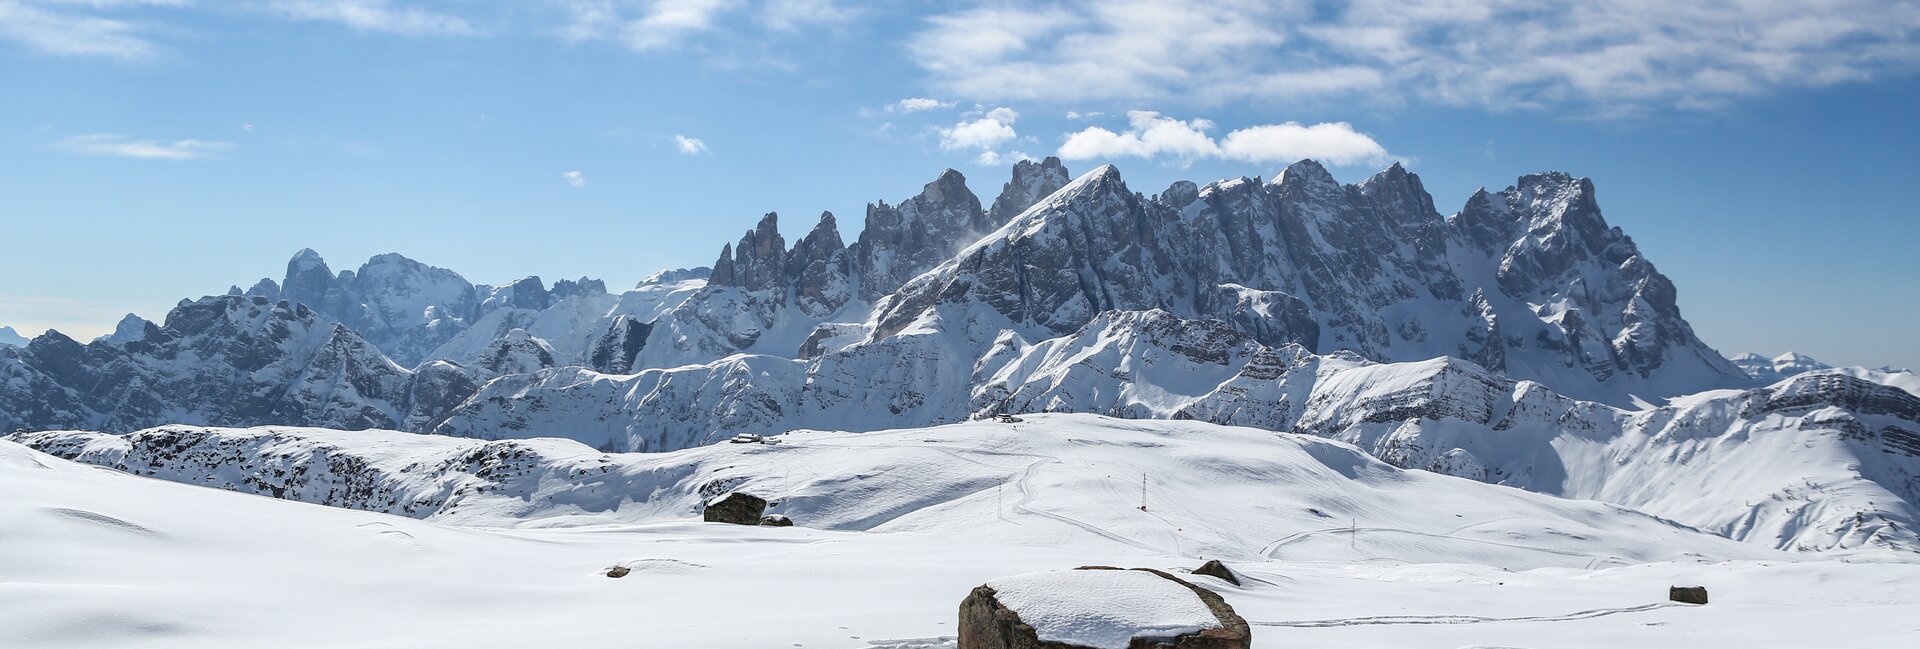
(1251, 601, 1683, 628)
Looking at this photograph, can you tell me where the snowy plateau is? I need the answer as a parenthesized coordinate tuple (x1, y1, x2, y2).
(5, 158, 1920, 648)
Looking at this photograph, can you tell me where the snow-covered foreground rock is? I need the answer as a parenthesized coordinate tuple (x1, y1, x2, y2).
(7, 434, 1920, 649)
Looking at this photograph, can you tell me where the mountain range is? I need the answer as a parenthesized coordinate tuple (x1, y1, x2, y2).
(5, 158, 1918, 557)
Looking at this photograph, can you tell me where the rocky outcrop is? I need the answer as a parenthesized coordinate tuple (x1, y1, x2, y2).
(703, 492, 768, 525)
(587, 315, 650, 374)
(1190, 560, 1240, 586)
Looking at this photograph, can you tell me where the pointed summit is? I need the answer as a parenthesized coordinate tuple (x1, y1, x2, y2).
(989, 156, 1071, 223)
(1273, 159, 1338, 194)
(846, 167, 988, 301)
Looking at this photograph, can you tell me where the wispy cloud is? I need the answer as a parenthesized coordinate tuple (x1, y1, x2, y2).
(909, 0, 1920, 115)
(673, 134, 707, 155)
(561, 170, 585, 188)
(1058, 111, 1392, 168)
(0, 0, 165, 59)
(558, 0, 855, 52)
(54, 133, 234, 160)
(268, 0, 476, 36)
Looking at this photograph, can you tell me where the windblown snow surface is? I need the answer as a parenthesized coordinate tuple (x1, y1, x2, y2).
(6, 415, 1920, 648)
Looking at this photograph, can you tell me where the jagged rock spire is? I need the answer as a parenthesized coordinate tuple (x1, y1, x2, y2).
(989, 156, 1071, 222)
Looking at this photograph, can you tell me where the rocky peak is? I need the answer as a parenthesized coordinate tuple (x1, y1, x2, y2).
(0, 325, 29, 347)
(786, 211, 846, 273)
(549, 277, 607, 300)
(1272, 158, 1340, 196)
(710, 243, 737, 287)
(711, 213, 789, 293)
(847, 169, 988, 301)
(491, 276, 552, 311)
(281, 248, 337, 311)
(245, 278, 281, 299)
(98, 313, 155, 345)
(1160, 180, 1201, 211)
(1357, 162, 1440, 223)
(988, 156, 1071, 221)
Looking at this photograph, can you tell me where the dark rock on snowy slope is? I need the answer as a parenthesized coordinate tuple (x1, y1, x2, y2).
(0, 295, 475, 433)
(702, 492, 768, 525)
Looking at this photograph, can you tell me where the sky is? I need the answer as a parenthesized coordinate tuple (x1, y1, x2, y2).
(0, 0, 1916, 370)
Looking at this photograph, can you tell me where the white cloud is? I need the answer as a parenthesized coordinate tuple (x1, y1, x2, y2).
(1217, 122, 1389, 166)
(1057, 111, 1392, 168)
(55, 133, 233, 160)
(562, 170, 586, 188)
(939, 107, 1017, 151)
(269, 0, 475, 36)
(909, 0, 1920, 114)
(1058, 111, 1216, 163)
(674, 134, 708, 155)
(0, 0, 162, 59)
(241, 123, 255, 133)
(891, 97, 952, 113)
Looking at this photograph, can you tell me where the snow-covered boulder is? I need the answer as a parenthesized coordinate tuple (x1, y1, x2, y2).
(959, 567, 1249, 649)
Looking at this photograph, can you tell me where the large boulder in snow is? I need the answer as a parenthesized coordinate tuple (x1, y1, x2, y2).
(958, 566, 1250, 649)
(701, 492, 767, 525)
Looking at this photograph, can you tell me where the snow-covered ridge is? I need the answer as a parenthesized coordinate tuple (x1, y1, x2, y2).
(5, 414, 1789, 567)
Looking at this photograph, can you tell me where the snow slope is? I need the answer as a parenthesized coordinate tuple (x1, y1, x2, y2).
(8, 415, 1789, 567)
(6, 431, 1920, 649)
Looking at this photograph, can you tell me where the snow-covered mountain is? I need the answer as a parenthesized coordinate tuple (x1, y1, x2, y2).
(419, 307, 1920, 553)
(0, 325, 28, 347)
(0, 296, 452, 433)
(875, 162, 1745, 406)
(1729, 351, 1834, 382)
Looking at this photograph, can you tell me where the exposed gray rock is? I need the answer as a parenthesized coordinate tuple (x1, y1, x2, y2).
(703, 492, 768, 525)
(1191, 560, 1240, 586)
(1670, 586, 1709, 605)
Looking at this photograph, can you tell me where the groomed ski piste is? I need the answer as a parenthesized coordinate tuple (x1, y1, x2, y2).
(6, 414, 1918, 648)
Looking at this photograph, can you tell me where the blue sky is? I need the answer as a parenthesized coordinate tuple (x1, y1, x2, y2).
(1, 0, 1916, 369)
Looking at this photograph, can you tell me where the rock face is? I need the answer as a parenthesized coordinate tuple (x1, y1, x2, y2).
(959, 567, 1250, 649)
(702, 492, 768, 525)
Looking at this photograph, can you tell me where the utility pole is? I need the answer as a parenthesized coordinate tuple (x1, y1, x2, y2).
(1138, 473, 1148, 512)
(1350, 518, 1357, 551)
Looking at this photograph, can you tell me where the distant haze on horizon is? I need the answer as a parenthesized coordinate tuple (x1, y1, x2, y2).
(2, 1, 1916, 370)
